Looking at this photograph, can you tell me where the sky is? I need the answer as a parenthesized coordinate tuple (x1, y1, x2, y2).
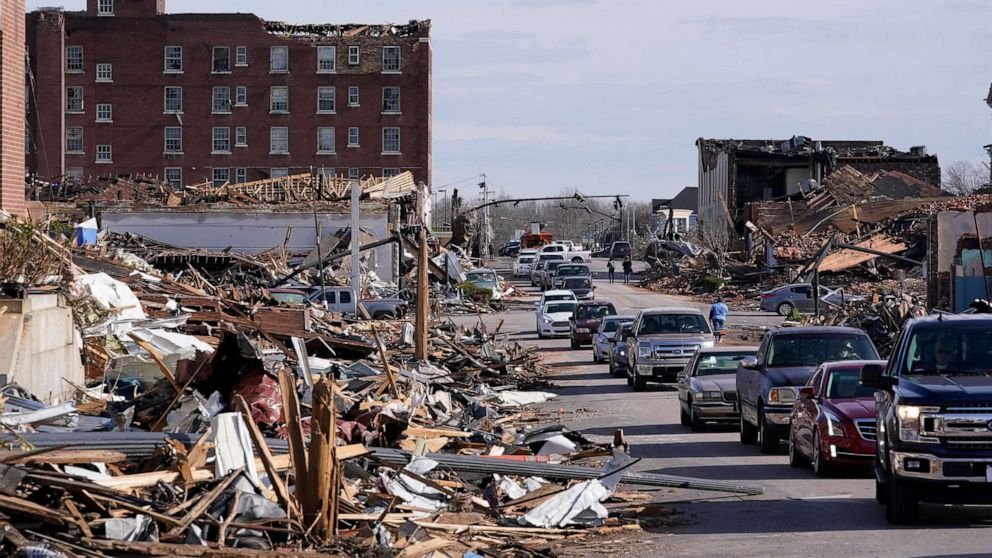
(28, 0, 992, 200)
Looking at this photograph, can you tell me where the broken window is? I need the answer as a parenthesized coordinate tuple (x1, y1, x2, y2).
(96, 144, 112, 163)
(212, 167, 229, 187)
(270, 46, 289, 72)
(317, 167, 335, 179)
(164, 86, 182, 113)
(96, 103, 112, 122)
(164, 46, 182, 72)
(348, 86, 359, 106)
(348, 46, 360, 65)
(270, 127, 289, 154)
(66, 167, 83, 183)
(96, 63, 112, 82)
(212, 47, 231, 73)
(66, 46, 83, 73)
(212, 127, 230, 153)
(317, 127, 335, 153)
(212, 86, 231, 113)
(317, 46, 335, 73)
(236, 46, 248, 66)
(235, 167, 246, 183)
(164, 167, 182, 189)
(235, 86, 247, 106)
(66, 127, 83, 152)
(317, 87, 335, 113)
(164, 127, 182, 153)
(66, 87, 84, 112)
(235, 126, 247, 147)
(348, 127, 359, 147)
(97, 0, 113, 15)
(382, 86, 400, 113)
(270, 86, 289, 113)
(382, 46, 400, 72)
(382, 127, 400, 154)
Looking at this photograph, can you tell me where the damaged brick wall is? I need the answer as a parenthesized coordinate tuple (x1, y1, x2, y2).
(0, 0, 26, 217)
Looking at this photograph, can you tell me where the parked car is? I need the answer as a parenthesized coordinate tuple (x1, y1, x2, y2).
(536, 301, 578, 339)
(530, 254, 564, 286)
(569, 301, 617, 349)
(609, 323, 635, 377)
(625, 307, 714, 390)
(737, 327, 879, 454)
(540, 261, 568, 291)
(513, 254, 536, 277)
(270, 288, 308, 305)
(609, 241, 631, 259)
(551, 264, 592, 290)
(788, 360, 883, 475)
(759, 283, 866, 316)
(464, 268, 503, 301)
(560, 277, 595, 300)
(537, 243, 592, 263)
(678, 346, 758, 431)
(593, 315, 634, 364)
(860, 315, 992, 524)
(535, 289, 578, 310)
(498, 240, 521, 257)
(307, 286, 408, 318)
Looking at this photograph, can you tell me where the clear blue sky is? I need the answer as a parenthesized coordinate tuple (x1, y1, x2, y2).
(29, 0, 992, 200)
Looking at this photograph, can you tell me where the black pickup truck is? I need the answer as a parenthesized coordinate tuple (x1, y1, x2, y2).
(860, 314, 992, 524)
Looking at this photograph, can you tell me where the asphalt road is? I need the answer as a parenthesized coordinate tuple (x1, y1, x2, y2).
(452, 257, 992, 558)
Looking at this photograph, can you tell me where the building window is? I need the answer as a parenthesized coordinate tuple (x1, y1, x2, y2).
(271, 168, 289, 178)
(164, 127, 182, 153)
(235, 86, 247, 106)
(270, 86, 289, 113)
(164, 46, 182, 73)
(165, 167, 182, 189)
(348, 167, 359, 180)
(317, 87, 335, 113)
(97, 0, 113, 15)
(383, 168, 401, 178)
(382, 46, 401, 72)
(212, 127, 231, 153)
(66, 46, 83, 73)
(96, 63, 112, 82)
(66, 87, 84, 113)
(212, 168, 230, 187)
(96, 103, 112, 122)
(164, 86, 182, 113)
(66, 127, 83, 153)
(317, 167, 335, 179)
(212, 86, 231, 113)
(212, 47, 231, 73)
(348, 46, 359, 65)
(270, 127, 289, 154)
(348, 86, 359, 107)
(235, 167, 246, 183)
(317, 127, 335, 154)
(270, 46, 289, 73)
(348, 127, 359, 147)
(317, 46, 335, 73)
(382, 127, 400, 154)
(236, 46, 248, 67)
(382, 86, 400, 113)
(96, 144, 112, 163)
(235, 126, 247, 147)
(66, 167, 83, 183)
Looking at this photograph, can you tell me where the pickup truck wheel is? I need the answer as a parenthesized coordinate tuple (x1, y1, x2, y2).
(690, 405, 706, 432)
(739, 404, 758, 444)
(788, 432, 807, 467)
(875, 477, 889, 504)
(776, 302, 794, 316)
(886, 479, 919, 524)
(372, 311, 396, 320)
(680, 403, 691, 426)
(812, 430, 832, 477)
(757, 406, 780, 454)
(633, 376, 647, 391)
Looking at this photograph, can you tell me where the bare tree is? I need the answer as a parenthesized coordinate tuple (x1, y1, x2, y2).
(942, 160, 989, 196)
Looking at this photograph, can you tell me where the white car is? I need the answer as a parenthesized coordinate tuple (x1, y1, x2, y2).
(535, 289, 578, 310)
(536, 301, 578, 339)
(513, 254, 536, 277)
(537, 243, 592, 263)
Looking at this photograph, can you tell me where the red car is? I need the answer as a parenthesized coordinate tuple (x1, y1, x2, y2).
(788, 360, 884, 476)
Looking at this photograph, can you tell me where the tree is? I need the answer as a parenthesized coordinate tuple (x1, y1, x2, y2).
(942, 160, 989, 196)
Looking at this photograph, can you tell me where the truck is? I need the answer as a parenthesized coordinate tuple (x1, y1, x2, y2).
(736, 327, 879, 453)
(859, 314, 992, 524)
(624, 307, 714, 391)
(306, 286, 409, 319)
(537, 243, 592, 263)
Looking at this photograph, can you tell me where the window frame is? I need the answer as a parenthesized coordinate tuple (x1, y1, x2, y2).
(66, 46, 84, 73)
(164, 126, 183, 154)
(347, 86, 359, 107)
(164, 167, 182, 189)
(317, 86, 336, 114)
(382, 86, 400, 113)
(235, 86, 247, 107)
(270, 46, 289, 73)
(95, 144, 112, 163)
(95, 103, 112, 123)
(212, 47, 231, 74)
(164, 46, 183, 73)
(212, 168, 230, 187)
(66, 86, 84, 113)
(317, 46, 336, 73)
(270, 127, 289, 155)
(66, 127, 84, 153)
(164, 86, 183, 113)
(348, 167, 359, 180)
(382, 46, 401, 73)
(212, 86, 231, 114)
(97, 0, 114, 15)
(317, 127, 335, 154)
(95, 63, 112, 82)
(235, 126, 247, 147)
(348, 46, 360, 65)
(212, 126, 231, 154)
(383, 168, 401, 178)
(271, 167, 289, 178)
(269, 86, 289, 114)
(235, 46, 248, 67)
(235, 167, 247, 183)
(347, 127, 359, 147)
(382, 127, 401, 154)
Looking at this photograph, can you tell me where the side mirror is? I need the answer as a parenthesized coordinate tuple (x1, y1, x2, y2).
(859, 363, 891, 390)
(740, 356, 759, 370)
(799, 387, 816, 399)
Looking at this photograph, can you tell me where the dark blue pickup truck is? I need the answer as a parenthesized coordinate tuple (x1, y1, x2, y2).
(860, 314, 992, 524)
(737, 326, 879, 453)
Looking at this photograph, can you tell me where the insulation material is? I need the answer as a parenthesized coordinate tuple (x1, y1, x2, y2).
(75, 273, 147, 321)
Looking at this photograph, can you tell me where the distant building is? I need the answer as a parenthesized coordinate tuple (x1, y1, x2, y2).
(26, 0, 431, 188)
(1, 0, 26, 216)
(651, 186, 697, 236)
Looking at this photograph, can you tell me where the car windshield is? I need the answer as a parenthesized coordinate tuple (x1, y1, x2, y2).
(826, 369, 877, 398)
(518, 257, 533, 263)
(467, 272, 496, 281)
(545, 303, 576, 314)
(563, 278, 591, 289)
(602, 319, 631, 333)
(767, 334, 877, 367)
(577, 304, 614, 320)
(695, 352, 755, 376)
(637, 313, 710, 334)
(903, 325, 992, 375)
(557, 266, 588, 277)
(544, 294, 575, 302)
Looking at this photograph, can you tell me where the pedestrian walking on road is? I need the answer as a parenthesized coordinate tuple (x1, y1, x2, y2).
(710, 296, 728, 342)
(607, 259, 616, 283)
(622, 256, 633, 284)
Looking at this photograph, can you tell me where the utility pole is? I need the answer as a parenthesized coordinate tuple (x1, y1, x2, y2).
(478, 175, 489, 262)
(415, 197, 430, 361)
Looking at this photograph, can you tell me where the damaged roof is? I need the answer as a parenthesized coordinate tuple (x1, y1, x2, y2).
(697, 135, 931, 160)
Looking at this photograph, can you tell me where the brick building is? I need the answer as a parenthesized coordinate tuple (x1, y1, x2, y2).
(26, 0, 431, 189)
(1, 0, 26, 216)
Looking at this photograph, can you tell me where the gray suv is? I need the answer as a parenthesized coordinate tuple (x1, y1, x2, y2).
(625, 307, 714, 391)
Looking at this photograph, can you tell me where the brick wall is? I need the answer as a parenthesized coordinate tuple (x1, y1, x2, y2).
(0, 0, 26, 217)
(841, 156, 942, 188)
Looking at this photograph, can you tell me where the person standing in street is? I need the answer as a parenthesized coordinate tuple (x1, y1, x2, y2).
(622, 256, 633, 284)
(710, 296, 729, 342)
(607, 259, 615, 283)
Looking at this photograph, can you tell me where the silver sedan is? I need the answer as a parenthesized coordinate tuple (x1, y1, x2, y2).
(592, 315, 634, 363)
(677, 346, 758, 431)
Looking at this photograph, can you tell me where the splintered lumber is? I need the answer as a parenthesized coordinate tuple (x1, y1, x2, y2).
(0, 449, 127, 465)
(0, 494, 72, 525)
(817, 235, 908, 272)
(78, 539, 346, 557)
(93, 454, 291, 490)
(278, 369, 309, 506)
(370, 324, 400, 398)
(232, 394, 298, 520)
(166, 468, 243, 536)
(398, 537, 455, 557)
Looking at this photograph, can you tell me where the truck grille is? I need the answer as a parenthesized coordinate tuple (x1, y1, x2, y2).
(942, 437, 992, 450)
(855, 419, 877, 441)
(943, 402, 992, 413)
(654, 345, 698, 359)
(723, 390, 737, 402)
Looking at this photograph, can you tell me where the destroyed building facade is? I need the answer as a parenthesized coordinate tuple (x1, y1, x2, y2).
(696, 136, 940, 244)
(26, 0, 432, 188)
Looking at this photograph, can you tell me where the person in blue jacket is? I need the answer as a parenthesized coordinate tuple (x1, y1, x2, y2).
(709, 296, 729, 342)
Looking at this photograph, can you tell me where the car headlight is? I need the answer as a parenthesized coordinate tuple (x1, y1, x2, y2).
(542, 316, 553, 324)
(824, 412, 846, 437)
(575, 328, 590, 333)
(701, 340, 715, 348)
(699, 390, 722, 402)
(638, 345, 652, 358)
(618, 349, 626, 356)
(895, 405, 940, 443)
(767, 387, 796, 405)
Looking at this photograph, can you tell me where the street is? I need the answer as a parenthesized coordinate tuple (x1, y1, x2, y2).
(454, 258, 992, 558)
